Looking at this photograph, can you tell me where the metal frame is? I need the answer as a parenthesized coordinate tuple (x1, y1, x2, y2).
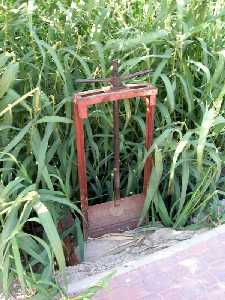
(73, 83, 157, 239)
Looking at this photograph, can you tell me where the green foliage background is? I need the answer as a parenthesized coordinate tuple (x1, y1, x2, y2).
(0, 0, 224, 298)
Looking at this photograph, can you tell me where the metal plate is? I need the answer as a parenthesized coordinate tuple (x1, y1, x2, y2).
(88, 194, 145, 237)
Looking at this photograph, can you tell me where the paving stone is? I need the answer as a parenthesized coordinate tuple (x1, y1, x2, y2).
(91, 225, 225, 299)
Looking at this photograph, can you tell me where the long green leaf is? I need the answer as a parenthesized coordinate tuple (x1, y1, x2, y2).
(197, 108, 216, 170)
(33, 202, 66, 277)
(0, 62, 19, 98)
(11, 237, 26, 291)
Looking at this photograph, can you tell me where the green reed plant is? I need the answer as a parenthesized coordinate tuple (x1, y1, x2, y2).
(0, 0, 225, 298)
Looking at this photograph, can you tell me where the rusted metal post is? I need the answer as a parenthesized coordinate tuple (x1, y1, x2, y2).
(73, 99, 89, 239)
(143, 94, 156, 195)
(113, 100, 120, 204)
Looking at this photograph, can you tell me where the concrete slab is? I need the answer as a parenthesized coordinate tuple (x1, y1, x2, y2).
(64, 227, 201, 289)
(66, 225, 225, 299)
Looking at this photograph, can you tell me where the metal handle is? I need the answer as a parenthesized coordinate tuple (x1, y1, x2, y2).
(76, 78, 110, 84)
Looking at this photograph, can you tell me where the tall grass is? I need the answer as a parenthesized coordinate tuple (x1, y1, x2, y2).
(0, 0, 225, 298)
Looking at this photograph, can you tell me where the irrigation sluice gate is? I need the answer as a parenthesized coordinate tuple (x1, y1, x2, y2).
(73, 61, 157, 239)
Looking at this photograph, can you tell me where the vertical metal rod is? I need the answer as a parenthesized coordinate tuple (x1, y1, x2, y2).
(73, 101, 89, 240)
(143, 95, 156, 195)
(113, 100, 120, 204)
